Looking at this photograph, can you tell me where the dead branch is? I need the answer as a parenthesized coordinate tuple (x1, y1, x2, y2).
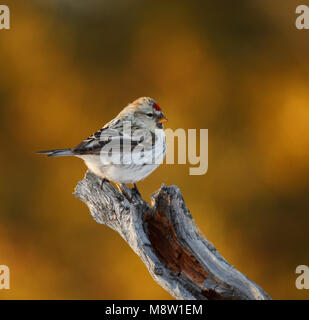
(73, 171, 271, 300)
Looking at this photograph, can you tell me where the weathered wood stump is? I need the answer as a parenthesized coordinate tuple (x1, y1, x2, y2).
(74, 171, 271, 300)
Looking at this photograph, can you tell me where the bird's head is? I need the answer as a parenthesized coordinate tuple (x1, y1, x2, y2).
(119, 97, 167, 130)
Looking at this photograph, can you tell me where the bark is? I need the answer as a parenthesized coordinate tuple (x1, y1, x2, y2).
(74, 171, 271, 300)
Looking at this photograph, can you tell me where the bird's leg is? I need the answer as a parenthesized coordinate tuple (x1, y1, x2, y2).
(115, 183, 141, 202)
(115, 183, 132, 202)
(100, 177, 109, 189)
(132, 183, 141, 197)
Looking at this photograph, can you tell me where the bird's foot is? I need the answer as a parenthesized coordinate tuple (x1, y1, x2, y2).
(100, 178, 110, 189)
(116, 183, 141, 202)
(116, 183, 132, 202)
(132, 183, 141, 197)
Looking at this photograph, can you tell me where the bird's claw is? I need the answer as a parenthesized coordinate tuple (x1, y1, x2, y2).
(100, 178, 110, 189)
(132, 183, 141, 197)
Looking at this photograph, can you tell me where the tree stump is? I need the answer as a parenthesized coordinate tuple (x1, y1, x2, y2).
(74, 171, 271, 300)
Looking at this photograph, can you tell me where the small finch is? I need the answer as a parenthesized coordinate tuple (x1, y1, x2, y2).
(38, 97, 167, 192)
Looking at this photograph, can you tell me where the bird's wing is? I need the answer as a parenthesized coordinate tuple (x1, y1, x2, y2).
(73, 118, 156, 156)
(73, 118, 122, 155)
(73, 118, 120, 155)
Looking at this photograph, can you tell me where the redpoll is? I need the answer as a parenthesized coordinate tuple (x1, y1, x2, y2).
(38, 97, 167, 190)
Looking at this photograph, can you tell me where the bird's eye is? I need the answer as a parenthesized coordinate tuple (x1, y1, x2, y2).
(146, 113, 153, 118)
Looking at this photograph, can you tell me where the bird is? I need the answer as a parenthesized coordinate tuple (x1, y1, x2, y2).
(37, 97, 167, 195)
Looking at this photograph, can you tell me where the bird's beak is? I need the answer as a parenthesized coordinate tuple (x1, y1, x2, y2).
(157, 114, 168, 123)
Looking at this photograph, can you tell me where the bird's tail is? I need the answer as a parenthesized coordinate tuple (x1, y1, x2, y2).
(37, 149, 74, 157)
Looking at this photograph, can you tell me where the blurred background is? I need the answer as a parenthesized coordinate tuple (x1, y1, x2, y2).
(0, 0, 309, 299)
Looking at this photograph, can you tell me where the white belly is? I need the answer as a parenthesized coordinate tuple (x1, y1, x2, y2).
(79, 129, 166, 183)
(81, 156, 162, 183)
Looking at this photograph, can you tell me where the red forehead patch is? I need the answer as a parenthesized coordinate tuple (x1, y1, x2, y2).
(153, 102, 161, 111)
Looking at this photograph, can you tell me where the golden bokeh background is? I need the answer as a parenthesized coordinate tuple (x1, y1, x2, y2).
(1, 0, 309, 299)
